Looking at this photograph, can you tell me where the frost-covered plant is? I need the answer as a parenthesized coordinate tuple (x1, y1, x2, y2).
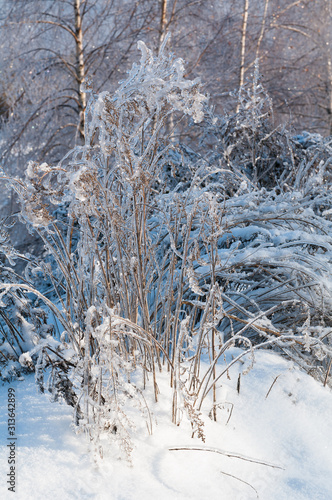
(1, 39, 332, 458)
(202, 65, 332, 194)
(150, 180, 332, 422)
(200, 66, 284, 190)
(0, 217, 53, 381)
(1, 39, 208, 456)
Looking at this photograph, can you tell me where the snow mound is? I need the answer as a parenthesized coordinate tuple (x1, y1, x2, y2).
(1, 350, 332, 500)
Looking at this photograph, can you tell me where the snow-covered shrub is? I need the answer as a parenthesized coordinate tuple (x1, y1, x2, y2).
(202, 65, 332, 195)
(0, 217, 54, 380)
(1, 39, 209, 456)
(1, 40, 331, 458)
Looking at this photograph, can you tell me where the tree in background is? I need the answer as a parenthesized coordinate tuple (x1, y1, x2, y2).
(0, 0, 155, 172)
(260, 0, 332, 134)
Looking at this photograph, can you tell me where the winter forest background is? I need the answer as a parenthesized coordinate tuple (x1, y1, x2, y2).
(0, 1, 332, 499)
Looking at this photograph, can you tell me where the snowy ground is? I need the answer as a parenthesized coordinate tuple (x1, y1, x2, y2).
(1, 350, 332, 500)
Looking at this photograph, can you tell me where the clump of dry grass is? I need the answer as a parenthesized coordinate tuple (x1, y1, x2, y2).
(1, 40, 332, 457)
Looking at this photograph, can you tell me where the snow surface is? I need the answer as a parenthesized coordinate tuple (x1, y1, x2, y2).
(1, 350, 332, 500)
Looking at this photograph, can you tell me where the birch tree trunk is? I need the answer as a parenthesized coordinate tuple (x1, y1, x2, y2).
(237, 0, 249, 112)
(159, 0, 168, 49)
(74, 0, 86, 141)
(255, 0, 269, 62)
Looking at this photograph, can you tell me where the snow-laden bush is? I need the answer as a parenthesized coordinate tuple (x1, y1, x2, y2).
(0, 217, 54, 381)
(1, 39, 208, 457)
(1, 40, 332, 458)
(202, 65, 332, 194)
